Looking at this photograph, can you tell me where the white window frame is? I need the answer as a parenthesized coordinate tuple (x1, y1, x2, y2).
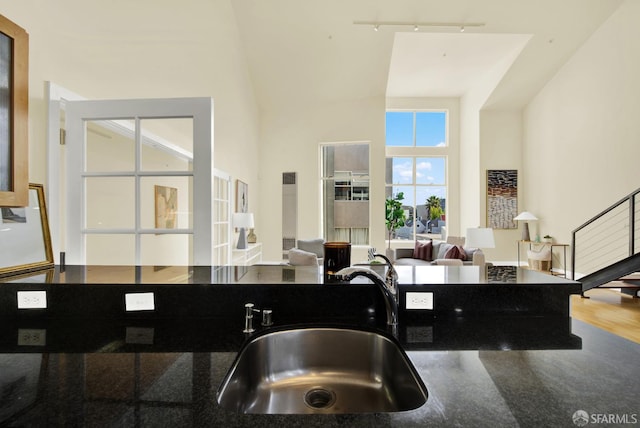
(385, 110, 450, 242)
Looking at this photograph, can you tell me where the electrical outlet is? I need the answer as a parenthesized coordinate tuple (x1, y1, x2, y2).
(405, 292, 434, 310)
(17, 291, 47, 309)
(17, 329, 47, 346)
(125, 292, 155, 311)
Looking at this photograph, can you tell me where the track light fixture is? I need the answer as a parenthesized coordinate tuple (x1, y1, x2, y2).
(355, 21, 485, 32)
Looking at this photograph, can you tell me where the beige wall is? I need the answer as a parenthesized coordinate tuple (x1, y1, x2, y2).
(523, 0, 640, 268)
(479, 110, 523, 262)
(257, 97, 386, 262)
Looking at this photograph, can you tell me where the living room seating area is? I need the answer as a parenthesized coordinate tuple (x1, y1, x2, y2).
(393, 237, 488, 267)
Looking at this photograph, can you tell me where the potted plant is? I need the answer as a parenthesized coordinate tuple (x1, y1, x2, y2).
(385, 192, 406, 257)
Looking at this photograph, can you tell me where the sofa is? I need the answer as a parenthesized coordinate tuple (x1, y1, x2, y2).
(285, 238, 325, 266)
(393, 239, 487, 266)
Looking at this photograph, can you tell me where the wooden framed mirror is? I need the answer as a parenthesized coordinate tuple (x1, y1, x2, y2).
(0, 183, 54, 277)
(0, 14, 29, 207)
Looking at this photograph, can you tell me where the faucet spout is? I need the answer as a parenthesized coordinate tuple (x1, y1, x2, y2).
(335, 266, 399, 327)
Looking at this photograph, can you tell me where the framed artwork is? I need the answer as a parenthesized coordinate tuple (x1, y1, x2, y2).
(154, 185, 178, 229)
(0, 183, 54, 277)
(0, 15, 29, 207)
(487, 169, 517, 229)
(236, 180, 248, 213)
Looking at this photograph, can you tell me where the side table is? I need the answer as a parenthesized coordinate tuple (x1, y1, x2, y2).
(517, 241, 569, 277)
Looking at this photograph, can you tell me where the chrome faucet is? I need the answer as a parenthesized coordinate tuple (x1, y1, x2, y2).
(243, 303, 273, 333)
(335, 254, 399, 328)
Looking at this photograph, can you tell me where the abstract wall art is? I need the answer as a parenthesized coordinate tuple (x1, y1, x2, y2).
(487, 169, 517, 229)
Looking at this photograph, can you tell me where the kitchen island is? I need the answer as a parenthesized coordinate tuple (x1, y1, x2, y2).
(1, 265, 637, 426)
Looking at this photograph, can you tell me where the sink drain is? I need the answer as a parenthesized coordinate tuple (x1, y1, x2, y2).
(304, 388, 336, 409)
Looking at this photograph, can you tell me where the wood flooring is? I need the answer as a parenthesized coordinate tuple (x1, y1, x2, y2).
(571, 287, 640, 344)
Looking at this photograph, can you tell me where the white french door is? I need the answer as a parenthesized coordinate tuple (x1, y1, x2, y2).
(63, 97, 214, 266)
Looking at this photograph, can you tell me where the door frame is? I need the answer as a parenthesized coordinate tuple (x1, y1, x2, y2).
(47, 84, 215, 265)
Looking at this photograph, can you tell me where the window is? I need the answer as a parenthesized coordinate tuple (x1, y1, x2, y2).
(321, 143, 370, 245)
(385, 111, 447, 241)
(386, 111, 446, 147)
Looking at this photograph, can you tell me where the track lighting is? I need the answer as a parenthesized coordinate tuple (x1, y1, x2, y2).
(356, 21, 485, 32)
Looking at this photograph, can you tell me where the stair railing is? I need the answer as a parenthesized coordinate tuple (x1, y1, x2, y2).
(571, 188, 640, 280)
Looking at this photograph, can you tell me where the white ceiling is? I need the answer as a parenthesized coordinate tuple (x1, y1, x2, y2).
(231, 0, 623, 111)
(386, 32, 531, 98)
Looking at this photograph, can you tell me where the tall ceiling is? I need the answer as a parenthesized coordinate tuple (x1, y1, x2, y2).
(231, 0, 623, 111)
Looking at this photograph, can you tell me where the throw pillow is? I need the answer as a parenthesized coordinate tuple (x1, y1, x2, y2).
(413, 240, 433, 261)
(288, 248, 319, 266)
(437, 242, 453, 259)
(444, 245, 467, 261)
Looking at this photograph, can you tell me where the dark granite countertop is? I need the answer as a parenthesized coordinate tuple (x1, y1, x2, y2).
(2, 264, 627, 427)
(0, 265, 581, 321)
(0, 264, 581, 286)
(1, 319, 638, 427)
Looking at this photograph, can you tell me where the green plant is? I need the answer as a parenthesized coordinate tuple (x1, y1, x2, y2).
(426, 196, 443, 221)
(385, 192, 406, 248)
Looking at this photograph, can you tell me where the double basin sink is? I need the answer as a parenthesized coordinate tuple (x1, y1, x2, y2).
(216, 326, 428, 414)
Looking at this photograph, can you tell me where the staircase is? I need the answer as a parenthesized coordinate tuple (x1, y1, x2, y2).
(572, 187, 640, 296)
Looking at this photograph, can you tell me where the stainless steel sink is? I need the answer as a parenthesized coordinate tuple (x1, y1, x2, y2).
(216, 326, 428, 414)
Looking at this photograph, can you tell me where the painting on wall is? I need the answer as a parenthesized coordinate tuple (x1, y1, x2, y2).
(236, 180, 248, 213)
(487, 169, 517, 229)
(154, 185, 178, 229)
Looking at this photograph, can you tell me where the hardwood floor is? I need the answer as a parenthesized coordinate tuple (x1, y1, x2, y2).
(571, 287, 640, 344)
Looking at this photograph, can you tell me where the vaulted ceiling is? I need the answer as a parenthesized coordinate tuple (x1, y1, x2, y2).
(231, 0, 623, 111)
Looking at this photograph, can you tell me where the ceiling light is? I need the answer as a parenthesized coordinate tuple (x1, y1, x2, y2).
(355, 21, 485, 32)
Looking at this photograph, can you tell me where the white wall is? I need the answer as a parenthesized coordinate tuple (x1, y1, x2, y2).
(523, 0, 640, 261)
(479, 110, 523, 262)
(257, 96, 386, 262)
(460, 36, 530, 237)
(0, 0, 260, 259)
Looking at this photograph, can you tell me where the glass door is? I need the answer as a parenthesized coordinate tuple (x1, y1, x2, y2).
(64, 98, 214, 266)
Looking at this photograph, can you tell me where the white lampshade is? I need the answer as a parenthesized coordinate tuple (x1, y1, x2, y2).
(513, 211, 538, 221)
(466, 228, 495, 249)
(513, 211, 537, 242)
(233, 213, 254, 250)
(233, 212, 254, 228)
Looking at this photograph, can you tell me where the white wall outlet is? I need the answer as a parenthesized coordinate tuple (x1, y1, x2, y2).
(125, 292, 155, 311)
(17, 329, 47, 346)
(17, 291, 47, 309)
(405, 292, 434, 310)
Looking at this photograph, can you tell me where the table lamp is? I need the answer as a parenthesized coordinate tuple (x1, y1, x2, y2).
(513, 211, 538, 241)
(233, 212, 254, 249)
(466, 227, 495, 265)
